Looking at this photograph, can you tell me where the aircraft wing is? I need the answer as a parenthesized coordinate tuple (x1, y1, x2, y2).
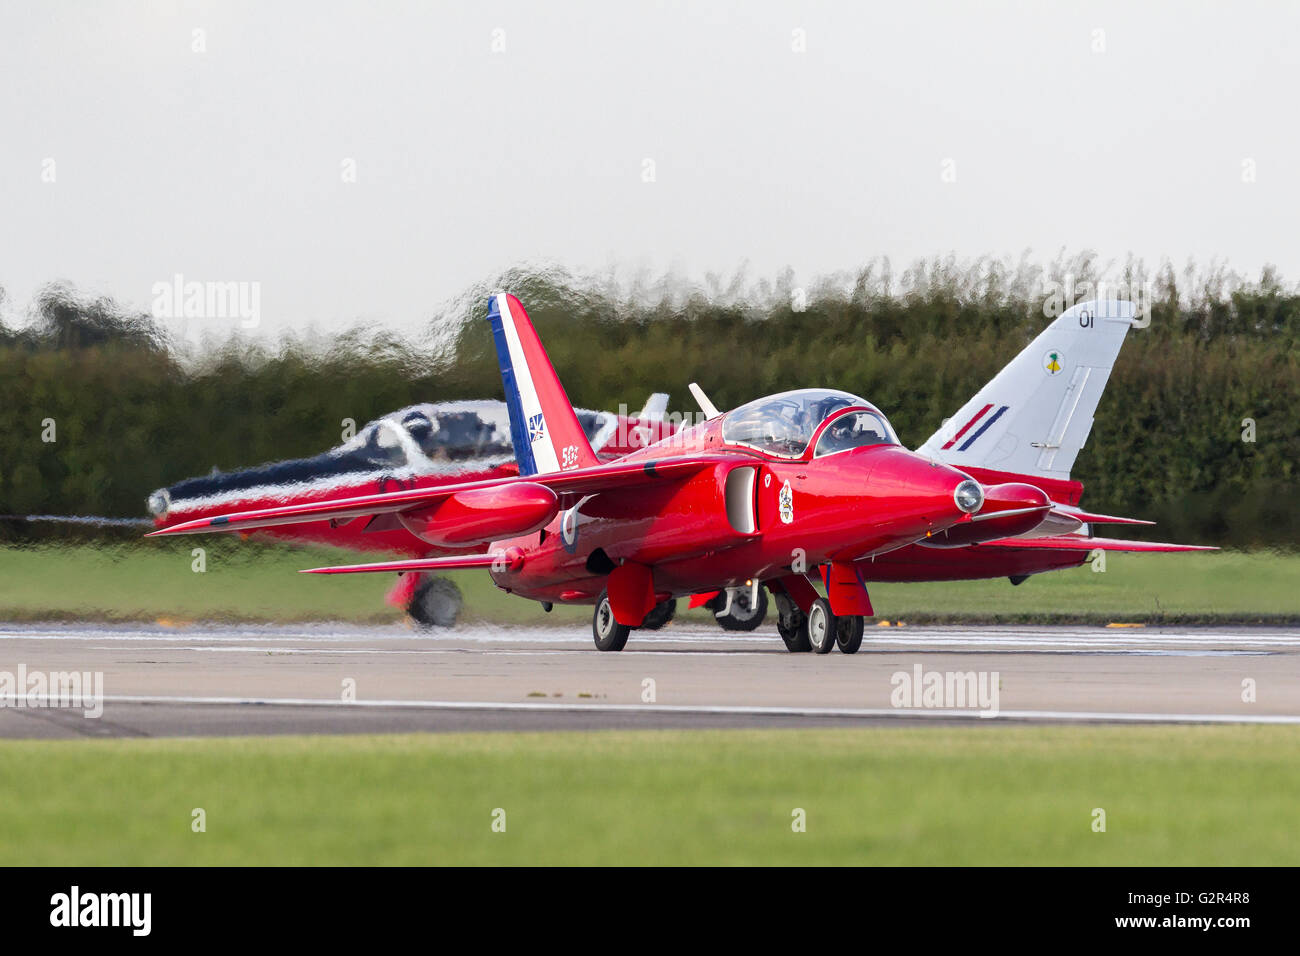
(979, 534, 1216, 553)
(301, 553, 510, 575)
(148, 454, 735, 537)
(1048, 508, 1155, 527)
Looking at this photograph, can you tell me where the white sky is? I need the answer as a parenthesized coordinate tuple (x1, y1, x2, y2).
(1, 0, 1296, 343)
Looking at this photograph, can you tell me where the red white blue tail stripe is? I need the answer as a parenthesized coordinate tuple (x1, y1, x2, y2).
(485, 293, 599, 477)
(942, 404, 1009, 452)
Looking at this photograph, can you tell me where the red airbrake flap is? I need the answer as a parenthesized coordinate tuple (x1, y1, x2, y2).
(772, 574, 821, 614)
(606, 562, 657, 627)
(824, 561, 874, 616)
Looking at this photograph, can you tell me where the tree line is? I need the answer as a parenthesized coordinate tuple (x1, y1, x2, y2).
(1, 262, 1296, 547)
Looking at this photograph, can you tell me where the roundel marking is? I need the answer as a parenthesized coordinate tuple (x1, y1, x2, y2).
(561, 506, 579, 553)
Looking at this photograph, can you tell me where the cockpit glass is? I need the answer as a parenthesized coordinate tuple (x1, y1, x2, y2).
(814, 409, 897, 457)
(363, 420, 411, 466)
(401, 410, 511, 461)
(721, 389, 871, 458)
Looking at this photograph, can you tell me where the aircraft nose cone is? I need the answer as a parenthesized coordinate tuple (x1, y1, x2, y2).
(861, 447, 986, 535)
(146, 488, 170, 519)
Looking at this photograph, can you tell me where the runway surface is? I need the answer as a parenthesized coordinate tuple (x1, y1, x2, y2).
(1, 620, 1298, 738)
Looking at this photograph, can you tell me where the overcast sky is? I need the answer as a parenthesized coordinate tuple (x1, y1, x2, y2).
(2, 0, 1297, 342)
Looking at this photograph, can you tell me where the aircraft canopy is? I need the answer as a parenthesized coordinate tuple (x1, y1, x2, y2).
(721, 389, 896, 458)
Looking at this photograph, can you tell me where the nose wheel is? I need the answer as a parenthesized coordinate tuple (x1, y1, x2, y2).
(801, 597, 866, 655)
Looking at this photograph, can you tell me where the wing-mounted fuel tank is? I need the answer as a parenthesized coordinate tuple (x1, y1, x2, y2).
(398, 482, 560, 547)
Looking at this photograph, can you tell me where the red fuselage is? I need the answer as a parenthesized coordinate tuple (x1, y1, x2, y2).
(487, 412, 982, 604)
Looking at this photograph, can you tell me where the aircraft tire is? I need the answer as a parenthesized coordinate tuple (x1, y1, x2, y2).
(639, 598, 677, 631)
(592, 590, 632, 652)
(774, 592, 811, 653)
(835, 614, 865, 654)
(807, 598, 836, 654)
(407, 575, 464, 628)
(715, 586, 768, 631)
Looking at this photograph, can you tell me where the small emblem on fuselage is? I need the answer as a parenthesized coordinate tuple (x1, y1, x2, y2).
(779, 480, 794, 524)
(1043, 350, 1064, 375)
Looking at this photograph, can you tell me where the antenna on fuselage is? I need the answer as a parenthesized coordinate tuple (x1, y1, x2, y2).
(688, 383, 721, 420)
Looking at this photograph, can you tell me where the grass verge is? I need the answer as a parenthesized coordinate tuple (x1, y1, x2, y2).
(0, 542, 1295, 626)
(0, 726, 1296, 865)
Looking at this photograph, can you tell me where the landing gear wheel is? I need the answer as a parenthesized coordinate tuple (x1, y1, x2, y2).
(774, 592, 811, 653)
(406, 575, 464, 628)
(835, 615, 865, 654)
(640, 598, 677, 631)
(714, 586, 769, 631)
(806, 598, 836, 654)
(592, 589, 631, 652)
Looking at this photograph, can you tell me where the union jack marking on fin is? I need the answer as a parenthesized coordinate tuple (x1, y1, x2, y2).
(527, 413, 546, 444)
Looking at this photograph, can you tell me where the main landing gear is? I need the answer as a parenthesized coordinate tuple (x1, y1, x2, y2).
(592, 591, 679, 650)
(592, 590, 632, 651)
(775, 593, 865, 654)
(708, 587, 768, 632)
(639, 598, 677, 630)
(406, 575, 464, 628)
(593, 587, 864, 655)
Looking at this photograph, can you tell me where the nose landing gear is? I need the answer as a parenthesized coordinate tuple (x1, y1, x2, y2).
(778, 592, 865, 655)
(807, 598, 836, 654)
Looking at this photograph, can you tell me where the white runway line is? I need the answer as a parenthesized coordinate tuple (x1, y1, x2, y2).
(93, 644, 1270, 658)
(4, 624, 1299, 662)
(46, 694, 1300, 725)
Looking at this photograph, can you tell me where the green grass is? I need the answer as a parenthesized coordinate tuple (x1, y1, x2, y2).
(0, 541, 1295, 626)
(0, 727, 1296, 865)
(866, 549, 1300, 624)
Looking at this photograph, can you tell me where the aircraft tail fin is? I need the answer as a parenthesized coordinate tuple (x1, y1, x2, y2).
(917, 299, 1138, 483)
(636, 392, 670, 422)
(486, 293, 600, 476)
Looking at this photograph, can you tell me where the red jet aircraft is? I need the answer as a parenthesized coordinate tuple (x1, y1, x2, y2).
(152, 294, 1209, 653)
(147, 394, 768, 631)
(146, 397, 680, 627)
